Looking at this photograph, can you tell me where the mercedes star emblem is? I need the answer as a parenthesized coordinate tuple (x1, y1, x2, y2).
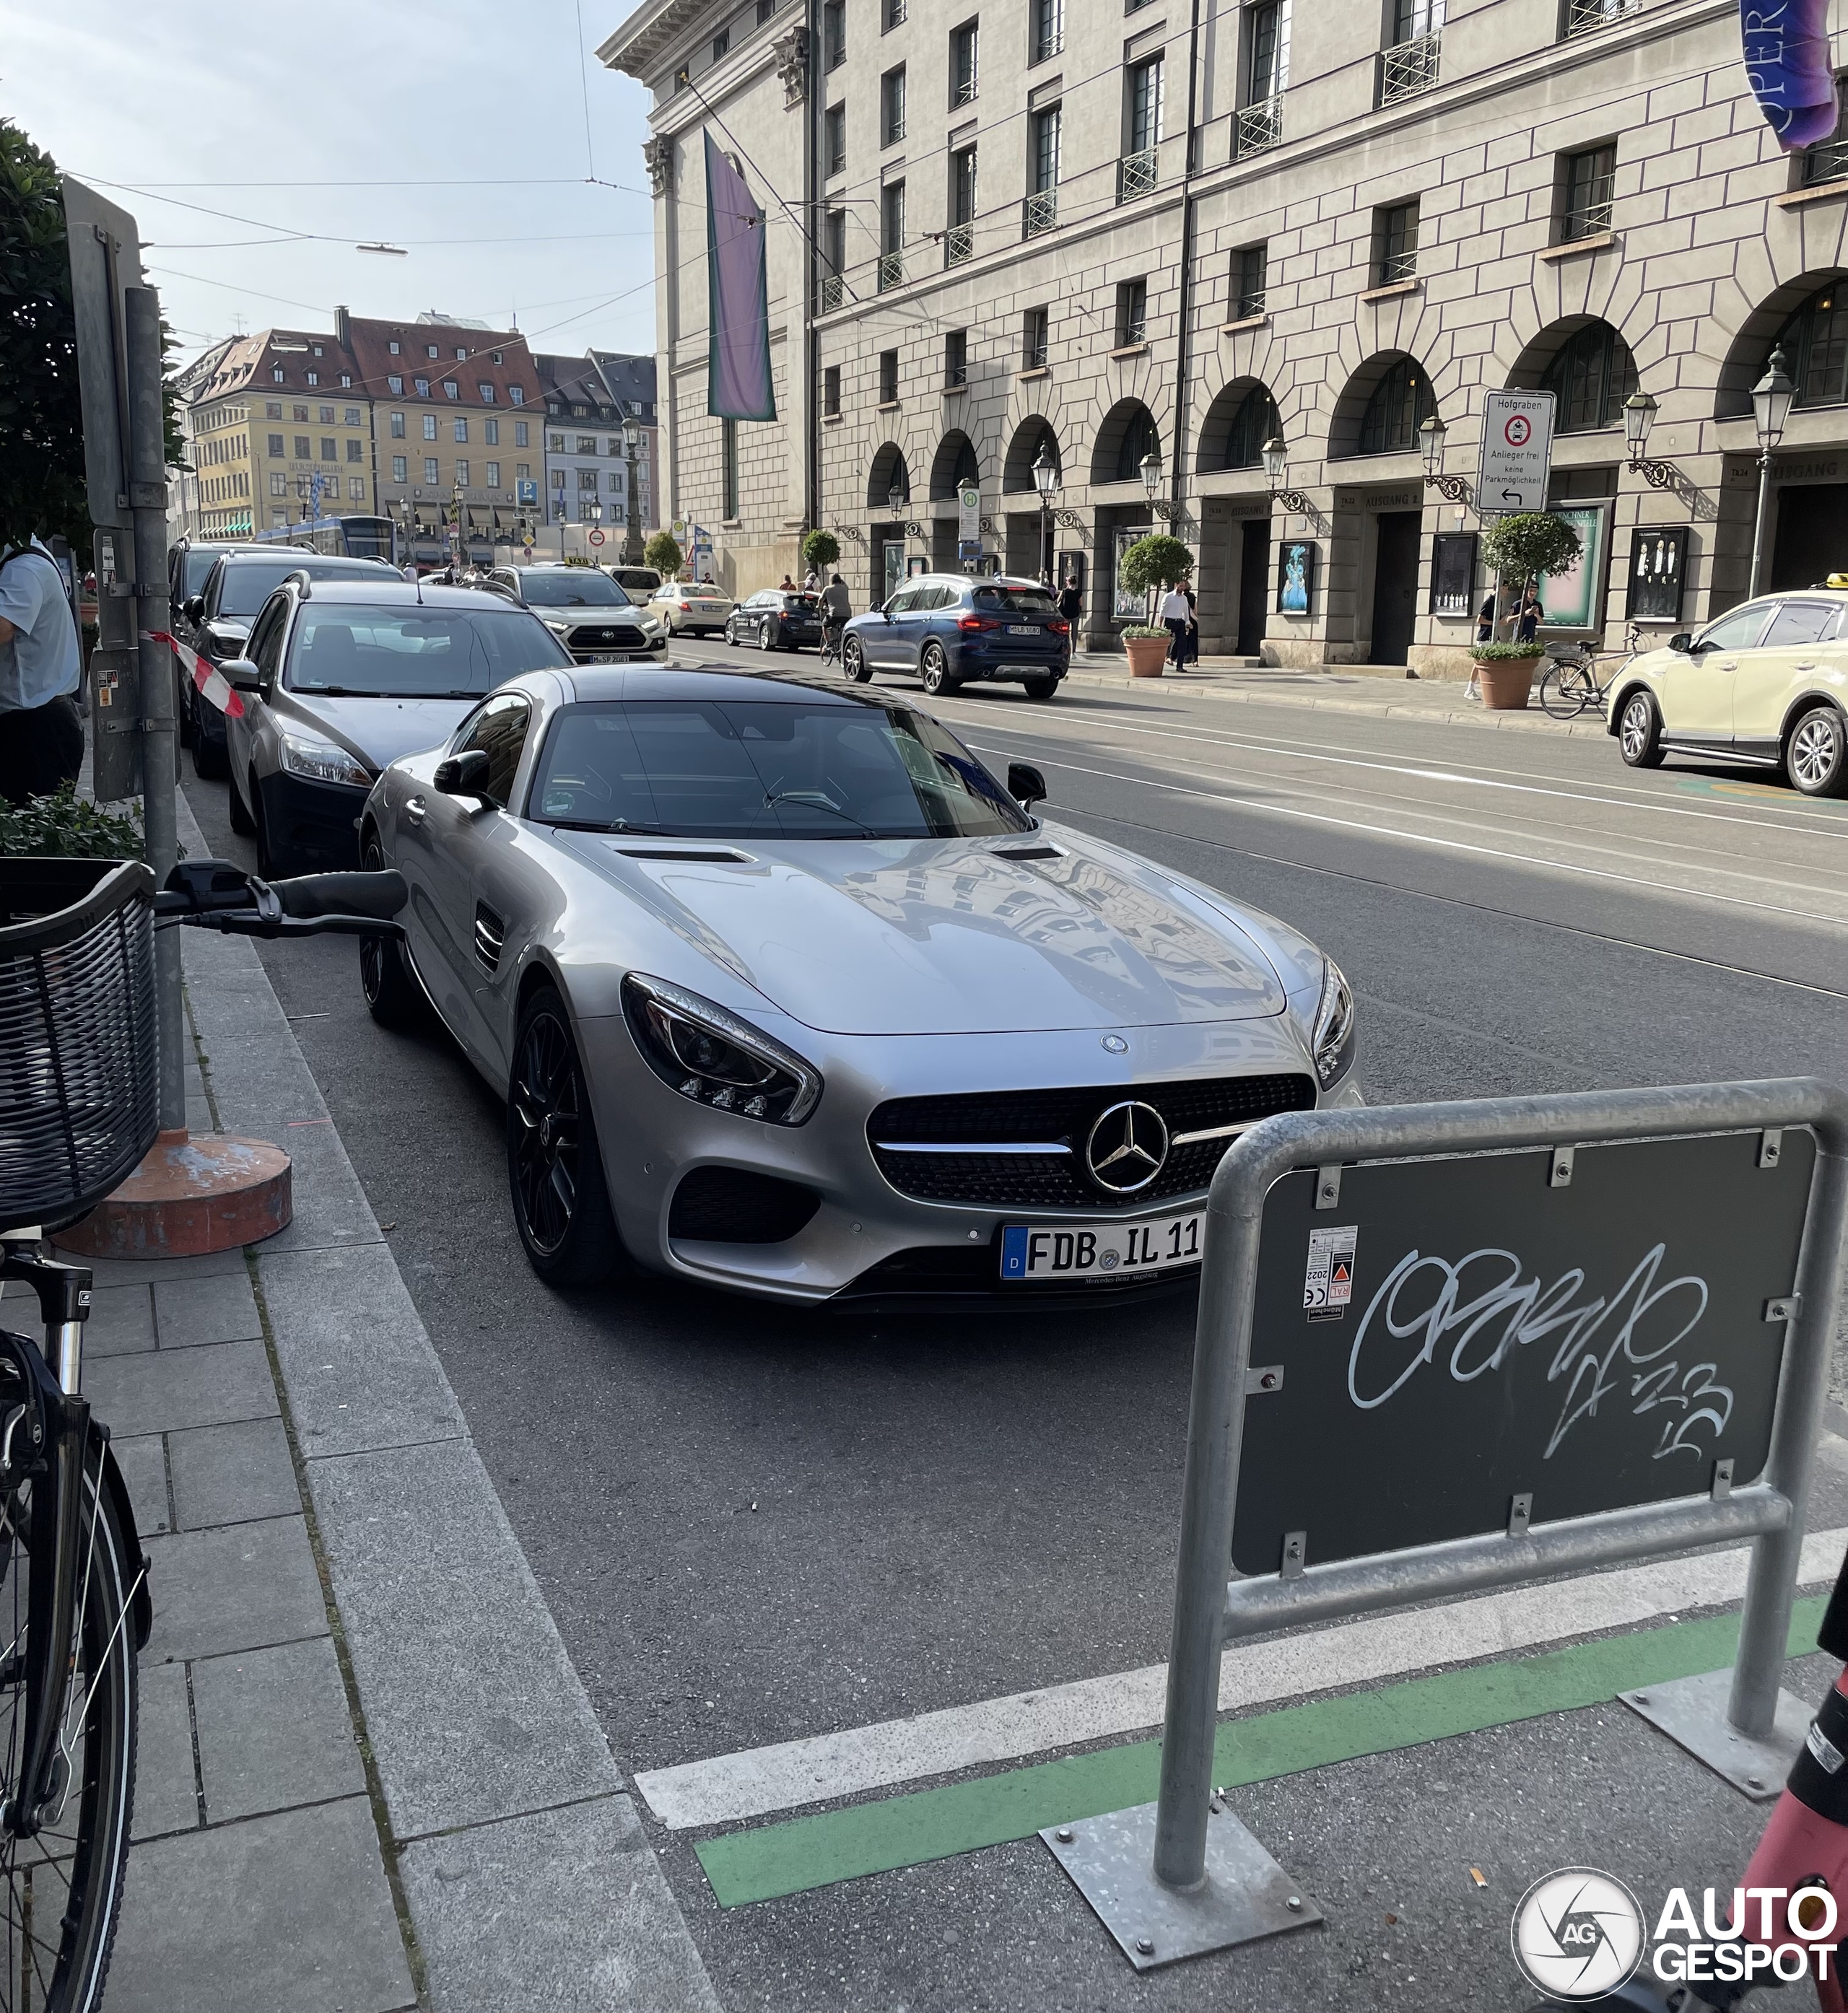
(1084, 1100, 1170, 1195)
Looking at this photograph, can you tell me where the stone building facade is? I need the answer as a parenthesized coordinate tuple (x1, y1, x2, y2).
(606, 0, 1848, 668)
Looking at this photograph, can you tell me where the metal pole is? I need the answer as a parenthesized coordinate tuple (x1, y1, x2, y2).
(123, 286, 185, 1133)
(1748, 450, 1774, 600)
(1729, 1131, 1848, 1736)
(1151, 1162, 1265, 1892)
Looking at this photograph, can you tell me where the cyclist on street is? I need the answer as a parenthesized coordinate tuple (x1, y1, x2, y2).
(821, 570, 851, 668)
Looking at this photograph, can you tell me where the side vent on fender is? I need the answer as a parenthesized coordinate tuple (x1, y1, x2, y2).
(474, 902, 505, 974)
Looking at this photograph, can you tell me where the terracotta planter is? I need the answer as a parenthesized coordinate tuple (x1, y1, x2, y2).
(1125, 636, 1169, 678)
(1474, 655, 1541, 709)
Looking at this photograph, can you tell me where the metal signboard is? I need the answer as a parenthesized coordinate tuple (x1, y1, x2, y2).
(1232, 1128, 1813, 1575)
(60, 178, 143, 530)
(957, 481, 981, 549)
(1476, 389, 1556, 515)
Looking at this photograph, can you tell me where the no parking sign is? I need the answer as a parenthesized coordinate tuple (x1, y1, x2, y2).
(1477, 390, 1556, 514)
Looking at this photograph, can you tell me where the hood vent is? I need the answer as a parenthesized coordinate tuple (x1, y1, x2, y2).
(616, 845, 754, 864)
(990, 844, 1065, 862)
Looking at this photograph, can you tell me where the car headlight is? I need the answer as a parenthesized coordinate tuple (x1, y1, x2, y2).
(543, 618, 570, 635)
(622, 973, 822, 1124)
(1311, 959, 1356, 1088)
(279, 730, 371, 787)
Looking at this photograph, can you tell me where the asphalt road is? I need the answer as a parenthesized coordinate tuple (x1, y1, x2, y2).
(180, 647, 1848, 2012)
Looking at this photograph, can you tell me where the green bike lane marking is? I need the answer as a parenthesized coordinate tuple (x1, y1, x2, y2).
(694, 1596, 1827, 1908)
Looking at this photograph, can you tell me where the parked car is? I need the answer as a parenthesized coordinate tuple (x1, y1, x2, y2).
(725, 589, 824, 652)
(471, 564, 667, 663)
(842, 575, 1069, 698)
(359, 665, 1361, 1301)
(1606, 589, 1848, 796)
(180, 551, 397, 778)
(217, 577, 572, 876)
(606, 565, 662, 598)
(167, 542, 268, 746)
(648, 579, 734, 637)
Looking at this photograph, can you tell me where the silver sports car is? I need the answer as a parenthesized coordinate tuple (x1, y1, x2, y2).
(359, 667, 1361, 1303)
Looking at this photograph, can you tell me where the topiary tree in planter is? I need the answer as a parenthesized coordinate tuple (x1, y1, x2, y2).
(643, 530, 684, 577)
(801, 528, 840, 574)
(1475, 512, 1584, 709)
(1117, 534, 1193, 600)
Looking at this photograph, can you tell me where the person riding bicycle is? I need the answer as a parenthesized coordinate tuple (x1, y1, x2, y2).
(820, 572, 851, 664)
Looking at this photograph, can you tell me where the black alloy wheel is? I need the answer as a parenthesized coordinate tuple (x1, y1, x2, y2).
(358, 836, 424, 1029)
(1618, 691, 1665, 769)
(844, 637, 871, 683)
(507, 985, 622, 1284)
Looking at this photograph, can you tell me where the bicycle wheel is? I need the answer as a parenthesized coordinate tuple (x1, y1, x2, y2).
(1537, 663, 1590, 720)
(0, 1451, 139, 2013)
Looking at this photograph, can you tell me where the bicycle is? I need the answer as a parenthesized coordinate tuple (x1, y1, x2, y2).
(0, 853, 403, 2010)
(1535, 622, 1644, 720)
(819, 617, 845, 672)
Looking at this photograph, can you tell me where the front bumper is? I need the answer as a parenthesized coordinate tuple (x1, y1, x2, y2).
(256, 767, 370, 873)
(575, 1009, 1360, 1306)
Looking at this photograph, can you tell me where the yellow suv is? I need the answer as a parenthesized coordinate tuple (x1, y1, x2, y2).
(1606, 590, 1848, 796)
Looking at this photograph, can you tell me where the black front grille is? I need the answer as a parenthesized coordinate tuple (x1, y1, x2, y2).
(868, 1073, 1316, 1209)
(668, 1166, 821, 1244)
(571, 626, 645, 650)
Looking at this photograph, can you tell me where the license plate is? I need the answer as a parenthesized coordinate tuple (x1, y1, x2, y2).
(1008, 624, 1038, 635)
(1000, 1211, 1202, 1280)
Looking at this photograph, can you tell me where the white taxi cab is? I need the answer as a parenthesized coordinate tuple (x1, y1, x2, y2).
(1606, 588, 1848, 796)
(648, 578, 736, 637)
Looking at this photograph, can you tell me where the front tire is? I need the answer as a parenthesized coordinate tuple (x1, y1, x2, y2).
(507, 985, 622, 1285)
(920, 643, 955, 696)
(1618, 691, 1665, 769)
(1022, 676, 1059, 701)
(1787, 703, 1848, 797)
(250, 773, 279, 875)
(844, 637, 871, 683)
(191, 724, 229, 782)
(359, 836, 424, 1029)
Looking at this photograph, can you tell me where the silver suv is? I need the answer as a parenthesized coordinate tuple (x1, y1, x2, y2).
(475, 564, 667, 663)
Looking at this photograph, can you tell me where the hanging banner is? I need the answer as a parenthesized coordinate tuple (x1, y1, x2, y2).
(705, 133, 776, 421)
(1740, 0, 1836, 150)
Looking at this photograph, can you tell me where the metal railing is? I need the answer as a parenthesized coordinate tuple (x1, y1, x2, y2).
(1564, 0, 1639, 34)
(818, 274, 844, 313)
(1561, 196, 1613, 240)
(1236, 97, 1281, 158)
(1379, 30, 1440, 103)
(1022, 188, 1058, 239)
(877, 250, 904, 292)
(1117, 147, 1158, 204)
(943, 222, 974, 268)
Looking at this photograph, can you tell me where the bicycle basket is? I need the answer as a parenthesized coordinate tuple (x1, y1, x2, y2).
(0, 858, 158, 1233)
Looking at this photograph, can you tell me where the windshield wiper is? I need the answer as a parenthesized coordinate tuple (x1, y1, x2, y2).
(761, 791, 879, 837)
(545, 817, 666, 833)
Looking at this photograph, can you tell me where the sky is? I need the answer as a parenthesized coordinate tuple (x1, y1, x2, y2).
(2, 0, 658, 366)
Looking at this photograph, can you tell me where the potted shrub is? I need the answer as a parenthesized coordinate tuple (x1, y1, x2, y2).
(1476, 512, 1584, 709)
(1117, 534, 1193, 675)
(1120, 624, 1173, 678)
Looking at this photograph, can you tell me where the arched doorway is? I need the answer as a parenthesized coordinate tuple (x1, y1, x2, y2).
(1002, 418, 1063, 579)
(1331, 354, 1437, 666)
(1198, 380, 1281, 655)
(866, 444, 912, 603)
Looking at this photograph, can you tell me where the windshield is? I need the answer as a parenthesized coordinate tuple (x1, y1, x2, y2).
(520, 570, 632, 608)
(183, 549, 225, 596)
(216, 559, 383, 618)
(285, 605, 572, 697)
(531, 699, 1032, 839)
(972, 585, 1056, 614)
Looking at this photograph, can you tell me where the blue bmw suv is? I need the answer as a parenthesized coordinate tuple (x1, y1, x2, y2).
(841, 575, 1068, 699)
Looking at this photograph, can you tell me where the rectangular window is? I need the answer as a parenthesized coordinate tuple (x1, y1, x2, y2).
(456, 459, 471, 486)
(1561, 142, 1617, 239)
(1032, 0, 1063, 63)
(456, 418, 470, 442)
(1032, 105, 1061, 191)
(549, 432, 567, 452)
(514, 419, 529, 446)
(510, 386, 525, 405)
(952, 144, 978, 224)
(320, 437, 339, 460)
(414, 377, 430, 396)
(485, 461, 500, 487)
(424, 457, 440, 484)
(826, 104, 846, 177)
(479, 383, 496, 403)
(951, 19, 978, 103)
(1374, 201, 1418, 284)
(389, 411, 405, 438)
(1115, 278, 1148, 346)
(759, 0, 776, 21)
(576, 434, 597, 454)
(824, 364, 841, 416)
(292, 404, 310, 422)
(484, 417, 499, 445)
(267, 432, 285, 457)
(294, 435, 311, 460)
(305, 371, 318, 386)
(423, 414, 439, 440)
(882, 66, 906, 146)
(1391, 0, 1442, 40)
(443, 381, 459, 401)
(266, 401, 282, 419)
(348, 476, 365, 501)
(1233, 243, 1268, 319)
(722, 417, 739, 517)
(578, 467, 598, 492)
(1023, 305, 1050, 370)
(389, 340, 401, 354)
(884, 0, 905, 25)
(388, 375, 404, 395)
(880, 180, 905, 289)
(1125, 56, 1164, 154)
(392, 455, 407, 483)
(270, 472, 287, 497)
(319, 405, 335, 424)
(516, 463, 530, 480)
(712, 26, 730, 60)
(1248, 0, 1286, 102)
(945, 329, 967, 386)
(344, 406, 360, 425)
(824, 0, 845, 69)
(1381, 0, 1442, 100)
(879, 349, 899, 403)
(346, 438, 363, 462)
(1803, 78, 1848, 183)
(824, 209, 847, 274)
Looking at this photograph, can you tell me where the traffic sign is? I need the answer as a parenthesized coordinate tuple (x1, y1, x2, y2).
(1476, 390, 1556, 515)
(588, 528, 606, 546)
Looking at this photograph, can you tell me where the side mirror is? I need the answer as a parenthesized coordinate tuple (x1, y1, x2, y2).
(183, 595, 205, 623)
(1668, 632, 1694, 654)
(1008, 761, 1047, 808)
(434, 748, 492, 797)
(221, 658, 266, 696)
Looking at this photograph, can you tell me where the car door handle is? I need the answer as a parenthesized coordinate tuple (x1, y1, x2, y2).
(1717, 660, 1735, 672)
(405, 795, 427, 826)
(1794, 661, 1817, 670)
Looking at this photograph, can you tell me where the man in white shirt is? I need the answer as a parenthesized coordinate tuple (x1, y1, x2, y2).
(0, 536, 84, 807)
(1159, 583, 1192, 668)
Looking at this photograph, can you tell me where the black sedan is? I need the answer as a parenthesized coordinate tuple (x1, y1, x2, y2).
(725, 589, 823, 652)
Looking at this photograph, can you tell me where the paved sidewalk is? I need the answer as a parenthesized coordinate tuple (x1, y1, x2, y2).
(17, 790, 723, 2012)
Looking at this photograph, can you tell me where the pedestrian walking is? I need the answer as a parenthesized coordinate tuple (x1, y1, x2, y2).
(779, 574, 796, 592)
(1180, 584, 1200, 668)
(1057, 572, 1084, 627)
(1159, 581, 1193, 667)
(803, 564, 820, 593)
(0, 536, 84, 809)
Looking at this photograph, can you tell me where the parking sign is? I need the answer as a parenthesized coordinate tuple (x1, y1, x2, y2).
(1476, 390, 1556, 515)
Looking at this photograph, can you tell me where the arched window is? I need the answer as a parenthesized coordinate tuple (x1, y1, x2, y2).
(1114, 404, 1161, 483)
(1224, 385, 1281, 469)
(1538, 321, 1639, 432)
(1003, 418, 1062, 492)
(930, 431, 980, 499)
(1774, 282, 1848, 408)
(1357, 358, 1434, 454)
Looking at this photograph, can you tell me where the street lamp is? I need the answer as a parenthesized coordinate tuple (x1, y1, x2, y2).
(1621, 389, 1679, 491)
(1748, 346, 1796, 597)
(1032, 442, 1059, 585)
(887, 479, 906, 517)
(1418, 414, 1469, 503)
(622, 418, 644, 565)
(1260, 435, 1314, 516)
(1138, 452, 1162, 505)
